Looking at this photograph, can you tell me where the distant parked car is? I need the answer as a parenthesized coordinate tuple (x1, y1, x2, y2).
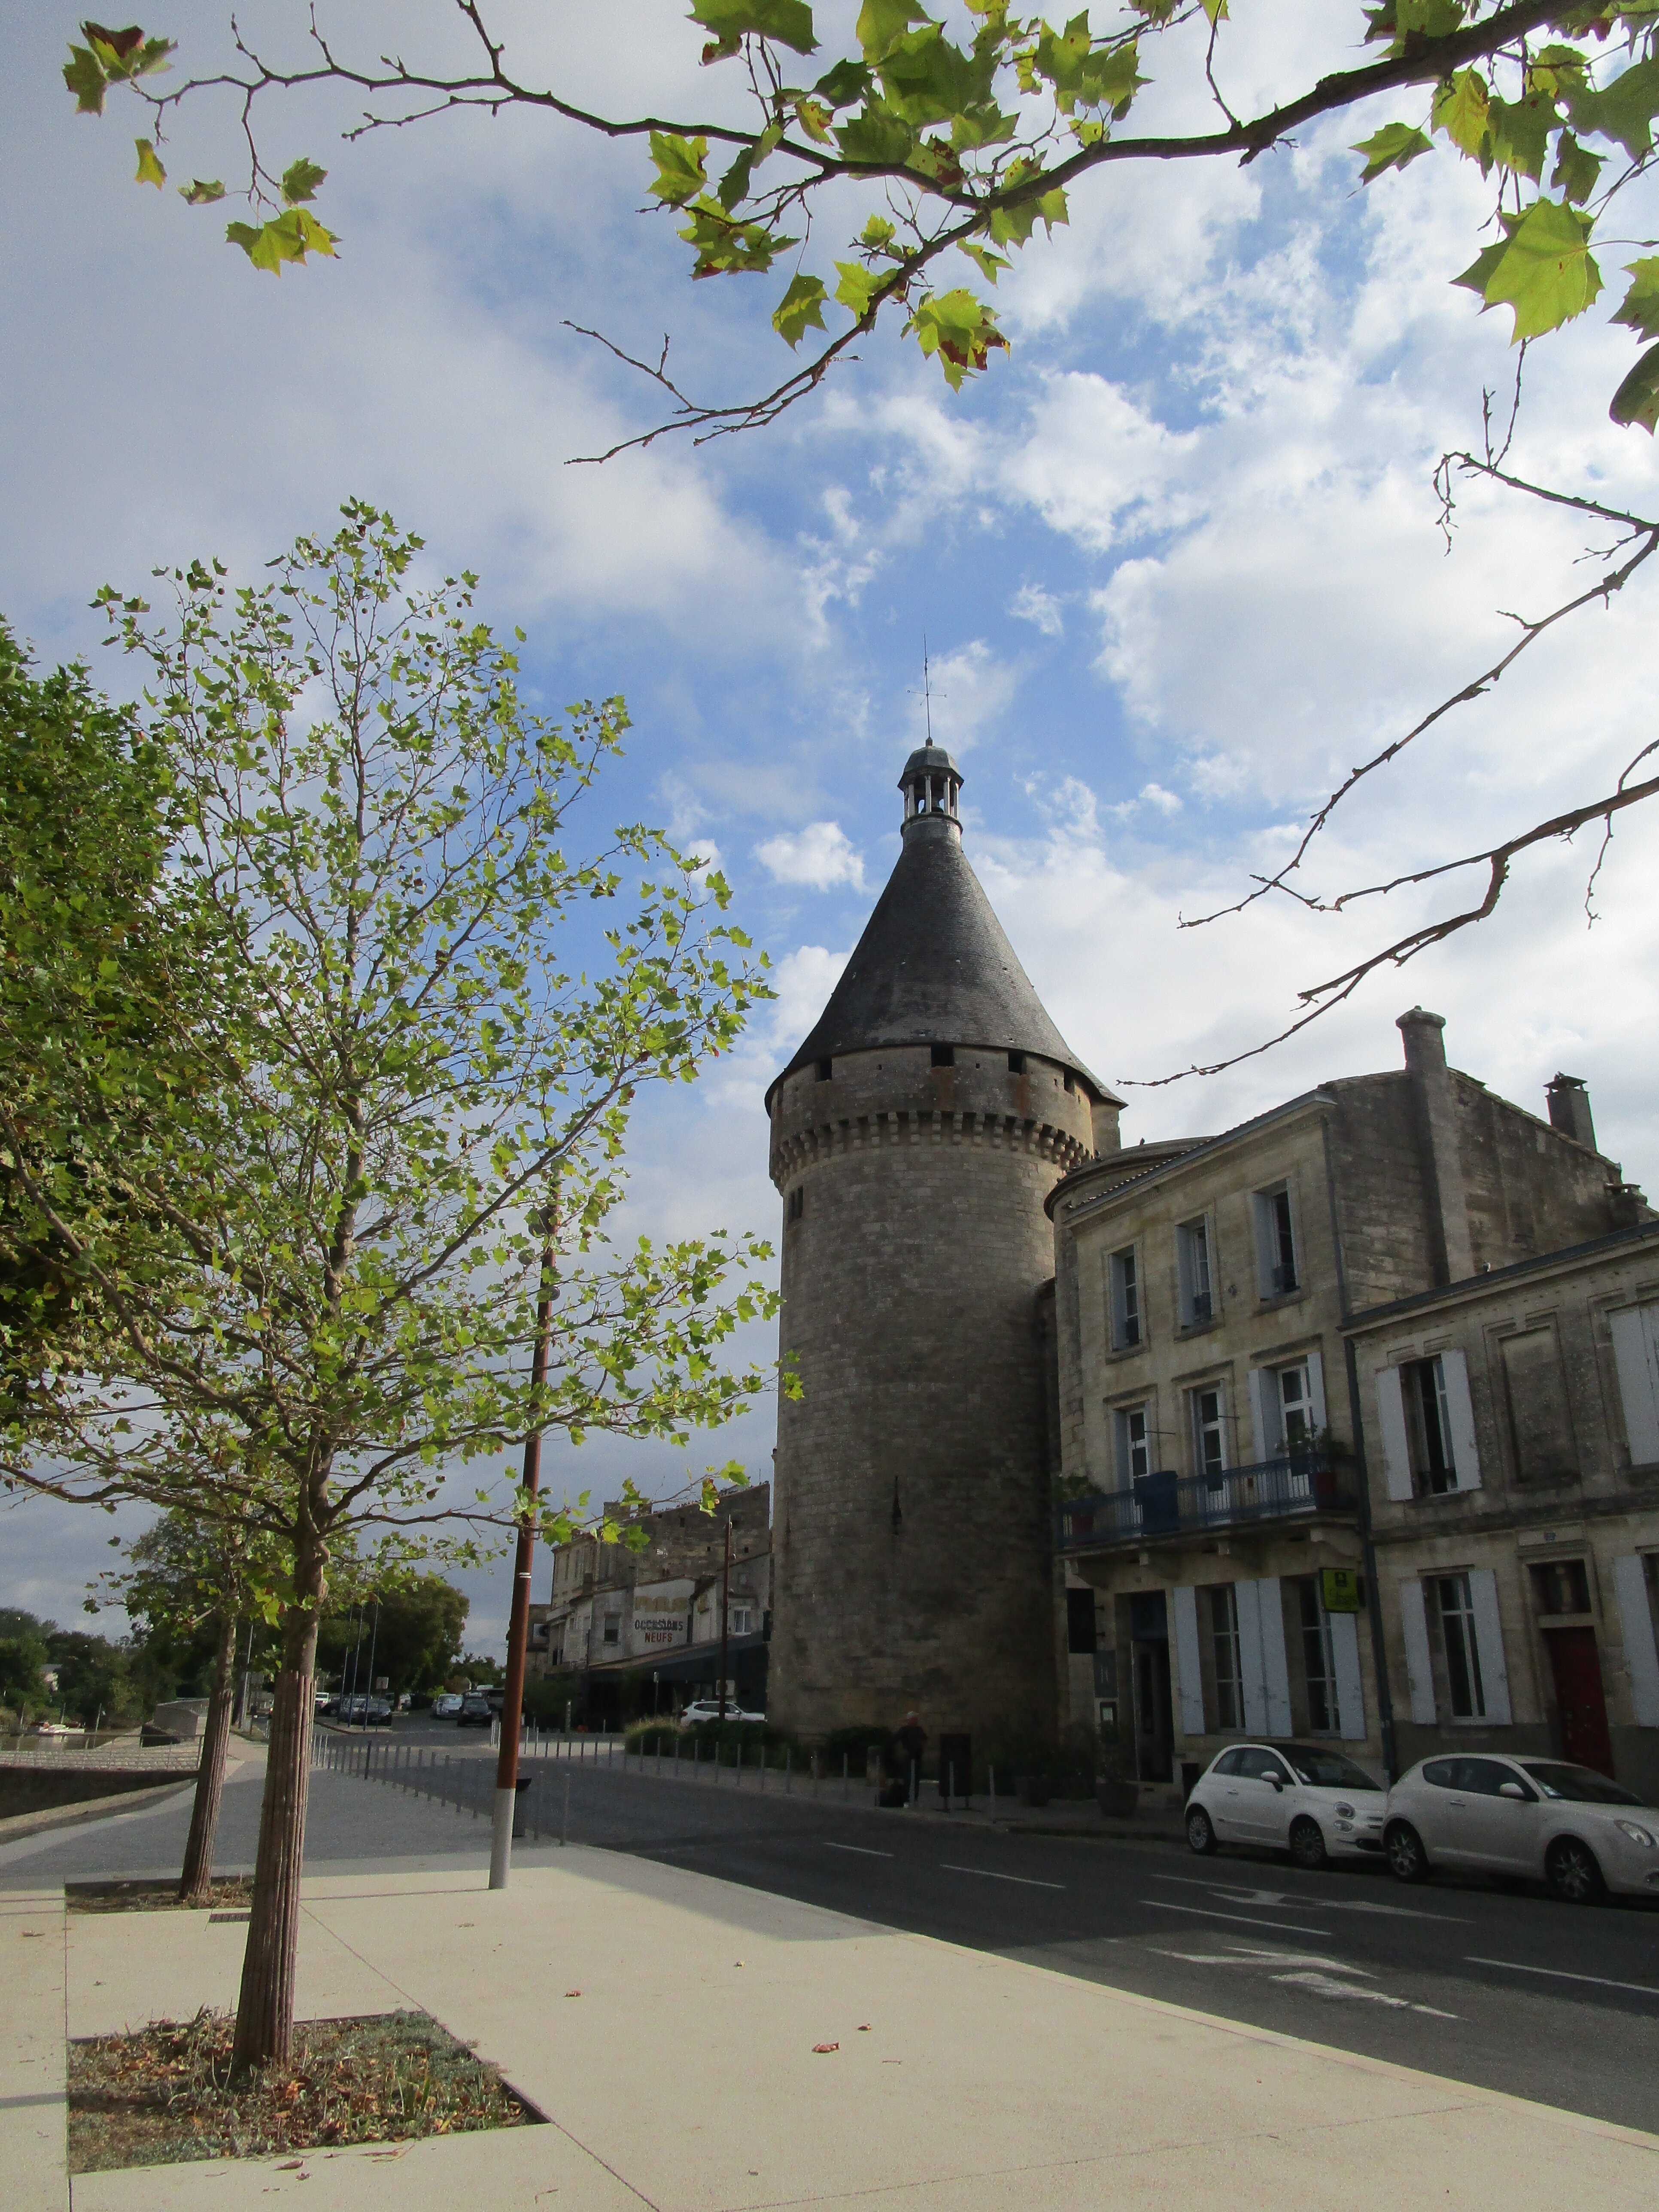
(431, 1693, 463, 1718)
(1384, 1755, 1659, 1902)
(456, 1693, 493, 1727)
(678, 1698, 766, 1727)
(1185, 1742, 1386, 1868)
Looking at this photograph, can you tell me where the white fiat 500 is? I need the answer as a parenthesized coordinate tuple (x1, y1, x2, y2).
(1384, 1754, 1659, 1902)
(1185, 1742, 1386, 1869)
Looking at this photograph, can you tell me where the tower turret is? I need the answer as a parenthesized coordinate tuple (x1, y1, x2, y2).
(766, 747, 1121, 1745)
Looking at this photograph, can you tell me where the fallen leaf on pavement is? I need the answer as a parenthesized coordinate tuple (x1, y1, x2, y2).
(812, 2043, 839, 2054)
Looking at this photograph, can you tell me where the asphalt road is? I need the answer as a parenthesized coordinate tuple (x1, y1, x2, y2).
(9, 1733, 1659, 2136)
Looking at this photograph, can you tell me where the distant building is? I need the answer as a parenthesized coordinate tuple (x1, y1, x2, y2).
(527, 1484, 770, 1726)
(1049, 1011, 1655, 1803)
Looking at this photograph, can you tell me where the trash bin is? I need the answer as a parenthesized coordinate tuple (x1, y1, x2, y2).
(511, 1773, 534, 1838)
(938, 1732, 971, 1805)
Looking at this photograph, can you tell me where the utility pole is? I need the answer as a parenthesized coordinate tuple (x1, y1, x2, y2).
(361, 1598, 380, 1733)
(492, 1204, 557, 1890)
(718, 1516, 732, 1722)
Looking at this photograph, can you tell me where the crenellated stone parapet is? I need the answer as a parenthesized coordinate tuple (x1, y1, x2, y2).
(771, 1105, 1092, 1185)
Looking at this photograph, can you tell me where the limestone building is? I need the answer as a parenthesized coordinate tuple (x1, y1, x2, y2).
(766, 743, 1118, 1743)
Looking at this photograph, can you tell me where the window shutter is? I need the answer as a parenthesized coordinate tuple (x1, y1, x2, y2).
(1466, 1566, 1511, 1724)
(1610, 1306, 1659, 1468)
(1399, 1580, 1436, 1725)
(1256, 1577, 1293, 1735)
(1305, 1348, 1328, 1434)
(1612, 1554, 1659, 1728)
(1171, 1585, 1205, 1738)
(1376, 1367, 1413, 1501)
(1328, 1611, 1367, 1741)
(1234, 1580, 1268, 1735)
(1439, 1348, 1482, 1492)
(1247, 1368, 1274, 1461)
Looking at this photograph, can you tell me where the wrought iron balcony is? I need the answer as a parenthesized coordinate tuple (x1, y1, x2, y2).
(1057, 1452, 1353, 1553)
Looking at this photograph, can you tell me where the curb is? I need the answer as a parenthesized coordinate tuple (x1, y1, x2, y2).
(0, 1777, 198, 1846)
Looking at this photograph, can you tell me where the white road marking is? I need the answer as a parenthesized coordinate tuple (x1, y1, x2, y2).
(1466, 1956, 1659, 2000)
(942, 1864, 1066, 1890)
(1147, 1943, 1461, 2020)
(1149, 1873, 1461, 1923)
(1272, 1969, 1412, 2006)
(1142, 1900, 1329, 1936)
(821, 1842, 893, 1859)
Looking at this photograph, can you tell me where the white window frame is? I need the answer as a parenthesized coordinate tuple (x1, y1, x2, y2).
(1176, 1215, 1215, 1328)
(1610, 1303, 1659, 1467)
(1613, 1553, 1659, 1727)
(1209, 1583, 1245, 1732)
(1252, 1183, 1300, 1299)
(1190, 1382, 1229, 1484)
(1108, 1244, 1143, 1351)
(1429, 1566, 1511, 1725)
(1375, 1350, 1481, 1500)
(1115, 1402, 1152, 1487)
(1249, 1350, 1328, 1461)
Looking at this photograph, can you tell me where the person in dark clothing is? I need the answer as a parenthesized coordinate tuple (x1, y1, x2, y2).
(894, 1711, 927, 1805)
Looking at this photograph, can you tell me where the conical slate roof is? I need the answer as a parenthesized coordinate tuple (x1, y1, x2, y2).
(767, 815, 1108, 1104)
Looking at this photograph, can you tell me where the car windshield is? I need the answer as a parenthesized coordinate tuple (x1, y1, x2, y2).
(1279, 1748, 1382, 1790)
(1519, 1762, 1645, 1806)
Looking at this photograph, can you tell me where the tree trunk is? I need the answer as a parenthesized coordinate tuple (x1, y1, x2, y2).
(179, 1612, 237, 1907)
(231, 1587, 320, 2076)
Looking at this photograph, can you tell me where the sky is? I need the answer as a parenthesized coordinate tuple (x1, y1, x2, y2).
(5, 3, 1658, 1658)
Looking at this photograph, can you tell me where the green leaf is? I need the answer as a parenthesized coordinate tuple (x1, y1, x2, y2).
(855, 0, 932, 60)
(1431, 68, 1488, 158)
(690, 0, 818, 60)
(647, 132, 709, 207)
(905, 285, 1007, 389)
(280, 157, 327, 205)
(1352, 122, 1433, 183)
(225, 207, 339, 276)
(179, 178, 226, 205)
(1485, 91, 1556, 181)
(878, 24, 996, 125)
(835, 100, 916, 165)
(63, 44, 110, 114)
(1568, 56, 1659, 162)
(957, 237, 1011, 284)
(833, 259, 884, 317)
(1612, 258, 1659, 344)
(134, 137, 165, 188)
(772, 271, 828, 346)
(1550, 129, 1603, 205)
(1477, 198, 1602, 343)
(717, 144, 757, 209)
(812, 58, 873, 109)
(1610, 341, 1659, 434)
(1452, 236, 1508, 299)
(678, 198, 794, 276)
(985, 163, 1068, 249)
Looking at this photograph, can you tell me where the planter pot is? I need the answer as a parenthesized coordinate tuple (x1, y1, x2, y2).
(1095, 1780, 1139, 1819)
(1014, 1774, 1051, 1808)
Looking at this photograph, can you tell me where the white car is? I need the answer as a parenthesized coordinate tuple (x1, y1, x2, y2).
(1383, 1754, 1659, 1903)
(678, 1698, 766, 1726)
(1185, 1742, 1386, 1868)
(430, 1693, 463, 1718)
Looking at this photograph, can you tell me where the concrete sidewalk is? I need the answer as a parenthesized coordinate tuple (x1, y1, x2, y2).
(12, 1853, 1658, 2212)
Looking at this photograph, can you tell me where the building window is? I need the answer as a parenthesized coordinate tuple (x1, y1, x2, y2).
(1254, 1185, 1299, 1296)
(815, 1057, 833, 1081)
(787, 1185, 804, 1222)
(1007, 1050, 1025, 1074)
(1210, 1584, 1244, 1731)
(1273, 1360, 1315, 1454)
(1115, 1404, 1152, 1486)
(1177, 1217, 1214, 1326)
(1529, 1558, 1591, 1616)
(728, 1605, 754, 1636)
(1435, 1573, 1486, 1719)
(1404, 1356, 1457, 1495)
(1297, 1579, 1337, 1734)
(1191, 1385, 1228, 1485)
(1109, 1246, 1141, 1349)
(931, 1043, 954, 1067)
(602, 1613, 621, 1647)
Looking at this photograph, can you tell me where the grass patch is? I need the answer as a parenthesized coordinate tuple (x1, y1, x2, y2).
(67, 1878, 255, 1915)
(68, 2007, 535, 2171)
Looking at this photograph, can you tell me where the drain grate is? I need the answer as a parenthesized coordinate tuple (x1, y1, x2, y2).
(208, 1911, 251, 1923)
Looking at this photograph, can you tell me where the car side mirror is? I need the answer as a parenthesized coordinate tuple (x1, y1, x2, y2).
(1267, 1774, 1283, 1792)
(1498, 1781, 1527, 1800)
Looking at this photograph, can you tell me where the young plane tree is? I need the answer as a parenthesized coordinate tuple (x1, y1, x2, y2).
(1, 504, 781, 2072)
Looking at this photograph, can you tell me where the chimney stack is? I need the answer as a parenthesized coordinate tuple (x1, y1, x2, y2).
(1546, 1073, 1597, 1152)
(1398, 1007, 1474, 1285)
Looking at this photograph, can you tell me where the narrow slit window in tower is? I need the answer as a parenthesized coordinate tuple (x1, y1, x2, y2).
(1007, 1050, 1025, 1073)
(815, 1057, 833, 1081)
(931, 1044, 954, 1067)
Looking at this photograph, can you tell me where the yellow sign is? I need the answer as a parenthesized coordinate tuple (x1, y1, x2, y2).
(1321, 1568, 1363, 1613)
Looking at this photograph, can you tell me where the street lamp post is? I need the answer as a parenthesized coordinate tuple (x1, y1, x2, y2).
(491, 1205, 557, 1890)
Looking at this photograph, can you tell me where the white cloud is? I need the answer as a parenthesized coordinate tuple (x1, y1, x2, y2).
(911, 639, 1020, 754)
(754, 821, 866, 891)
(1010, 582, 1065, 636)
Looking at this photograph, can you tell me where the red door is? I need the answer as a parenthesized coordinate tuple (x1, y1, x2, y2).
(1545, 1627, 1615, 1777)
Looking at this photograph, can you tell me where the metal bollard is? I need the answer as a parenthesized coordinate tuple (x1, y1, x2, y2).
(842, 1752, 848, 1801)
(948, 1762, 956, 1812)
(989, 1765, 996, 1821)
(561, 1768, 570, 1847)
(786, 1747, 792, 1794)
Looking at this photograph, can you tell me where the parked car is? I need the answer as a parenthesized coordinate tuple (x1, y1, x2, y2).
(1185, 1742, 1386, 1868)
(677, 1698, 766, 1727)
(430, 1693, 463, 1718)
(336, 1694, 392, 1722)
(1383, 1755, 1659, 1903)
(456, 1693, 493, 1727)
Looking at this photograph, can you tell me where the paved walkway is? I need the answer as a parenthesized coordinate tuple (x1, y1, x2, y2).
(10, 1842, 1659, 2212)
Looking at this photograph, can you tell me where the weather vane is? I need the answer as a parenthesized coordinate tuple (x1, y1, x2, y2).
(909, 634, 944, 746)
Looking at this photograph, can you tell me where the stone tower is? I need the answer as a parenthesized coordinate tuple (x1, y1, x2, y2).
(765, 744, 1120, 1744)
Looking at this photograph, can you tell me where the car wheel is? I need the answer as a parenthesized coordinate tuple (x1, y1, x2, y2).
(1546, 1835, 1605, 1905)
(1385, 1820, 1430, 1884)
(1288, 1817, 1328, 1872)
(1186, 1803, 1218, 1855)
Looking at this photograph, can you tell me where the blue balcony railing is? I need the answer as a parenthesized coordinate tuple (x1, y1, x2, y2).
(1057, 1452, 1352, 1552)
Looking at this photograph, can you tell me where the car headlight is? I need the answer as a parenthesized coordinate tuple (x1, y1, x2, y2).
(1335, 1802, 1354, 1819)
(1615, 1820, 1656, 1848)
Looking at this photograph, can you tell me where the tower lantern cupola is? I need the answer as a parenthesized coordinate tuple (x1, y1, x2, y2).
(898, 743, 963, 835)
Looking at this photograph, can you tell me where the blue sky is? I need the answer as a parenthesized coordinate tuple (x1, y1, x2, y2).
(6, 3, 1659, 1653)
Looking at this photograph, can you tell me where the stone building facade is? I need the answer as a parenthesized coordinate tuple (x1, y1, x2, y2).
(766, 743, 1115, 1744)
(1048, 1009, 1648, 1805)
(1346, 1221, 1659, 1801)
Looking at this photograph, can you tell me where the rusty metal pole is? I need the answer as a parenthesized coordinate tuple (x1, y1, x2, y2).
(717, 1516, 732, 1722)
(490, 1209, 556, 1890)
